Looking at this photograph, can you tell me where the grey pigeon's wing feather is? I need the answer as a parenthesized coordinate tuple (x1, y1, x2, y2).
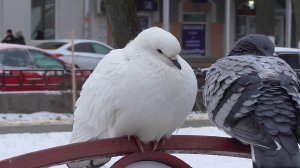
(204, 55, 258, 125)
(204, 55, 300, 150)
(212, 72, 278, 149)
(278, 71, 300, 144)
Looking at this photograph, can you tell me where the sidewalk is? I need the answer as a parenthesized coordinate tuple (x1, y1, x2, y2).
(0, 112, 213, 134)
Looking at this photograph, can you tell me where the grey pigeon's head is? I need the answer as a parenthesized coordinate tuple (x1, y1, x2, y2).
(228, 34, 275, 56)
(131, 27, 182, 70)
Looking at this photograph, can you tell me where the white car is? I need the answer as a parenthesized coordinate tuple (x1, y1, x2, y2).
(275, 47, 300, 70)
(197, 47, 300, 77)
(36, 39, 113, 69)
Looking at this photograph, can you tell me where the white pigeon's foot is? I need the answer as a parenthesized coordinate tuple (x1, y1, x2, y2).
(127, 135, 144, 152)
(152, 137, 167, 151)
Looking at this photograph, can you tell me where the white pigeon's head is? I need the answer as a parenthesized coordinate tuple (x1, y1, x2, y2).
(132, 27, 182, 70)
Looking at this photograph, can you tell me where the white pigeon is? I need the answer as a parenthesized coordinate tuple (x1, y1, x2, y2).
(69, 27, 197, 167)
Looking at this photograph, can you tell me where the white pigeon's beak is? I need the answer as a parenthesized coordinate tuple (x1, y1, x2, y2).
(169, 57, 181, 70)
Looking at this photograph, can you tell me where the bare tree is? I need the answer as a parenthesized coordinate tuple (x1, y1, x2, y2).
(104, 0, 141, 48)
(255, 0, 275, 36)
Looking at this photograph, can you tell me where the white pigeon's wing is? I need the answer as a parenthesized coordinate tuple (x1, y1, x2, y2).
(70, 49, 127, 143)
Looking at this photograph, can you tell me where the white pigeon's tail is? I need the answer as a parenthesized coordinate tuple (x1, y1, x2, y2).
(252, 136, 300, 168)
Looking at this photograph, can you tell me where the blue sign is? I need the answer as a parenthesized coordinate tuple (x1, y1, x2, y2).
(138, 0, 158, 11)
(193, 0, 207, 3)
(182, 24, 206, 55)
(139, 16, 149, 30)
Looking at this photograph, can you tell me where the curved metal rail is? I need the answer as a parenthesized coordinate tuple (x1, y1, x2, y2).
(0, 135, 251, 168)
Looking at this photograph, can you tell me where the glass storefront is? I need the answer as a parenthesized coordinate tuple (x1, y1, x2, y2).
(31, 0, 55, 40)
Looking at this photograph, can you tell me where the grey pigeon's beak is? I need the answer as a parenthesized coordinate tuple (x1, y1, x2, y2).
(170, 57, 181, 70)
(273, 53, 278, 57)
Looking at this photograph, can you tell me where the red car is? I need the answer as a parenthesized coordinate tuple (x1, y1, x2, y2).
(0, 43, 72, 91)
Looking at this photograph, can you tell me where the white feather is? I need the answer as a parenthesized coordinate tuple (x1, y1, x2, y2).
(70, 27, 197, 144)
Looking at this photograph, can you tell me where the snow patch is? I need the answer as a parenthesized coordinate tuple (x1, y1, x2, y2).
(0, 112, 73, 126)
(0, 112, 206, 126)
(0, 91, 64, 95)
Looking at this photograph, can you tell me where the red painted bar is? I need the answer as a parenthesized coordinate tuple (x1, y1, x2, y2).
(0, 135, 251, 168)
(111, 151, 192, 168)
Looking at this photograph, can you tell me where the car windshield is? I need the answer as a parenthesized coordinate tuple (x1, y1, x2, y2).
(29, 50, 65, 70)
(36, 42, 67, 50)
(67, 42, 111, 55)
(0, 49, 30, 68)
(92, 43, 111, 54)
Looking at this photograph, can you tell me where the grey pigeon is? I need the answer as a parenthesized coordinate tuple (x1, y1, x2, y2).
(203, 34, 300, 168)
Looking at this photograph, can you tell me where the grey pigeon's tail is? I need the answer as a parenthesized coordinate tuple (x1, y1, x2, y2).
(252, 136, 300, 168)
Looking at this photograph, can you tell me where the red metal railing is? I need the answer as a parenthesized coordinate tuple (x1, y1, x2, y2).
(0, 135, 251, 168)
(0, 69, 204, 92)
(0, 70, 92, 91)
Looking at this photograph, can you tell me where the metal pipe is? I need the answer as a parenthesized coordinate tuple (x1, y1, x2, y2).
(225, 0, 231, 55)
(286, 0, 292, 47)
(163, 0, 170, 31)
(71, 31, 76, 113)
(84, 0, 91, 39)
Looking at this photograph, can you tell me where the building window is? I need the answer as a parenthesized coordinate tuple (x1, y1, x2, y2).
(31, 0, 55, 40)
(182, 13, 206, 23)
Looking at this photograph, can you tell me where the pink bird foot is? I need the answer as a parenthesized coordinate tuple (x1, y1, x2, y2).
(152, 137, 167, 151)
(127, 135, 144, 152)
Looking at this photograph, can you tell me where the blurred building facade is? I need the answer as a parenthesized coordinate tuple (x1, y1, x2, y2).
(0, 0, 295, 67)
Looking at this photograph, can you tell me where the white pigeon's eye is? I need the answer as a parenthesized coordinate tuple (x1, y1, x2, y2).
(157, 49, 163, 54)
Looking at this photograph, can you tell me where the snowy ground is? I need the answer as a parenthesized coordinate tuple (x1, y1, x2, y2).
(0, 126, 252, 168)
(0, 111, 207, 126)
(0, 112, 73, 126)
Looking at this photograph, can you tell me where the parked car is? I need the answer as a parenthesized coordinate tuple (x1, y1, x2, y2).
(275, 47, 300, 69)
(0, 43, 70, 70)
(36, 39, 113, 69)
(0, 43, 71, 91)
(197, 47, 300, 77)
(275, 47, 300, 78)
